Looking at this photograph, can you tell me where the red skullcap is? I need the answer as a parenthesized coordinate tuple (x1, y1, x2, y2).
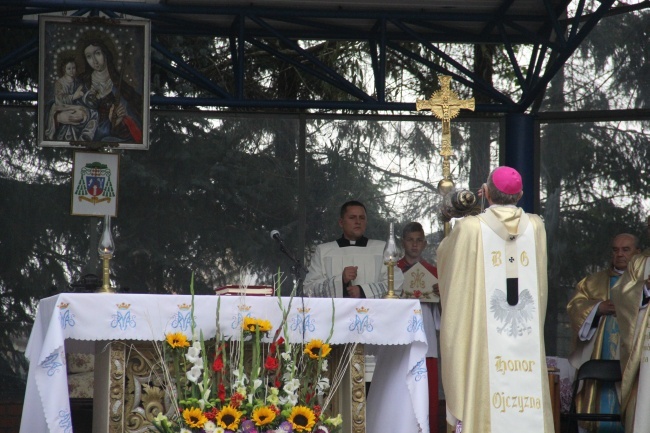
(492, 166, 522, 194)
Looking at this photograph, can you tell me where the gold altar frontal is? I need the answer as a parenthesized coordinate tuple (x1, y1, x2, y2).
(92, 341, 367, 433)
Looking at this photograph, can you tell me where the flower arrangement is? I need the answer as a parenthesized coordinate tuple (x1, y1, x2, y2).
(151, 285, 343, 433)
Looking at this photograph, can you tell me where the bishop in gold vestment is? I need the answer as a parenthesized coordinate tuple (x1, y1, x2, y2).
(566, 234, 639, 433)
(437, 167, 554, 433)
(611, 235, 650, 433)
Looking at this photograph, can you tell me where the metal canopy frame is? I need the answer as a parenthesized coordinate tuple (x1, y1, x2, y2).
(0, 0, 636, 114)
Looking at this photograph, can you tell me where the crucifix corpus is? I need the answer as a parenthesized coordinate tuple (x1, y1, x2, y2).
(416, 75, 475, 235)
(416, 75, 475, 194)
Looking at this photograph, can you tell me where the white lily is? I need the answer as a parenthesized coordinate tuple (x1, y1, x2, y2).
(185, 345, 202, 364)
(279, 393, 298, 406)
(252, 378, 263, 391)
(283, 378, 300, 393)
(186, 365, 202, 383)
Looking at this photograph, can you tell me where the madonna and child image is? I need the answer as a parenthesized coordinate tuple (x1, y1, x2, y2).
(38, 17, 150, 148)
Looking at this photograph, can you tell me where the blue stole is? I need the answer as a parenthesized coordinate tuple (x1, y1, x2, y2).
(597, 274, 623, 433)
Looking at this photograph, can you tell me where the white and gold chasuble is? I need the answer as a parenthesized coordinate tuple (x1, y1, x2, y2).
(479, 211, 546, 433)
(437, 206, 554, 433)
(629, 257, 650, 433)
(612, 250, 650, 433)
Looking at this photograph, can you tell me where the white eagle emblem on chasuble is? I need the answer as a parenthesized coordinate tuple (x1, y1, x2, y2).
(490, 289, 536, 337)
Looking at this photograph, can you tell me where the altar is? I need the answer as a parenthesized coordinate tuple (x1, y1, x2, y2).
(20, 293, 429, 433)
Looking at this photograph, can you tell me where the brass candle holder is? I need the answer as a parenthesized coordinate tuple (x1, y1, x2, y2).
(97, 214, 115, 293)
(384, 260, 400, 299)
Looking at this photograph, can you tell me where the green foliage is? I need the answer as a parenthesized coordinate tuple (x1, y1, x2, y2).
(539, 23, 650, 354)
(3, 10, 650, 377)
(0, 28, 39, 92)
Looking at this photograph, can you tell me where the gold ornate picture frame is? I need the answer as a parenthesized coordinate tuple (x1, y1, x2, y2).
(38, 16, 150, 149)
(71, 151, 119, 217)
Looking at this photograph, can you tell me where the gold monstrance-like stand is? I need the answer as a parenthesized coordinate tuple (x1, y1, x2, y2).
(416, 75, 475, 237)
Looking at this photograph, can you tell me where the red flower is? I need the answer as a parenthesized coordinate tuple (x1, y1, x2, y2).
(212, 355, 224, 372)
(218, 383, 226, 401)
(313, 404, 322, 418)
(264, 356, 279, 370)
(270, 337, 285, 354)
(275, 378, 281, 388)
(414, 290, 422, 298)
(230, 392, 245, 408)
(205, 407, 219, 421)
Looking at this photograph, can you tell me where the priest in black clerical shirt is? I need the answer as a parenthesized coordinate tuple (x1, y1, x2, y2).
(303, 200, 403, 299)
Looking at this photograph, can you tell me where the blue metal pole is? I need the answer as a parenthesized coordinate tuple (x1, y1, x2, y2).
(504, 113, 537, 213)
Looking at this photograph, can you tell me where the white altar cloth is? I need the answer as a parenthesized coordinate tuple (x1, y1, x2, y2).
(20, 293, 429, 433)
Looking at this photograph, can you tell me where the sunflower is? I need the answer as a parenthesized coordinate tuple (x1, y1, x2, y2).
(243, 317, 260, 332)
(215, 404, 243, 430)
(252, 406, 276, 426)
(304, 339, 332, 359)
(165, 332, 190, 349)
(256, 318, 273, 332)
(288, 405, 317, 431)
(182, 407, 208, 428)
(242, 317, 273, 333)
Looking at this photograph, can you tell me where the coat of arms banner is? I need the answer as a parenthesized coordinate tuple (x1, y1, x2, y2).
(71, 151, 119, 217)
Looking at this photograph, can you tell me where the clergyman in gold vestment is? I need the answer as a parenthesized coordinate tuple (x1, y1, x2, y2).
(437, 166, 554, 433)
(566, 234, 639, 433)
(611, 217, 650, 433)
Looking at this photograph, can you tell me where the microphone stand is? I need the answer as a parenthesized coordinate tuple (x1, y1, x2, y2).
(275, 240, 307, 297)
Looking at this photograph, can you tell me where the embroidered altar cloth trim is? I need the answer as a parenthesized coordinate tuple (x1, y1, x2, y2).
(21, 294, 428, 433)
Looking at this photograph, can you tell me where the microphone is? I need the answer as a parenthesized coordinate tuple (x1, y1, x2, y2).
(269, 229, 306, 292)
(270, 230, 283, 243)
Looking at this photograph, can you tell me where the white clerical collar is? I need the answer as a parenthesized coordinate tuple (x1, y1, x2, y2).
(488, 204, 518, 208)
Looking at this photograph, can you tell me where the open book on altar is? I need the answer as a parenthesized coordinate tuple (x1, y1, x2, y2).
(214, 285, 274, 296)
(400, 262, 439, 303)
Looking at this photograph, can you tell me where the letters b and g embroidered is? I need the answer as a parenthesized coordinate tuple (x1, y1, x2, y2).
(491, 250, 530, 267)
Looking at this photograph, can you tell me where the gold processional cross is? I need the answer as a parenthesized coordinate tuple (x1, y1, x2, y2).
(416, 75, 475, 235)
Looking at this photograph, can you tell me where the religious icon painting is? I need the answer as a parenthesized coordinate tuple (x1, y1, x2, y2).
(71, 151, 119, 217)
(38, 16, 150, 149)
